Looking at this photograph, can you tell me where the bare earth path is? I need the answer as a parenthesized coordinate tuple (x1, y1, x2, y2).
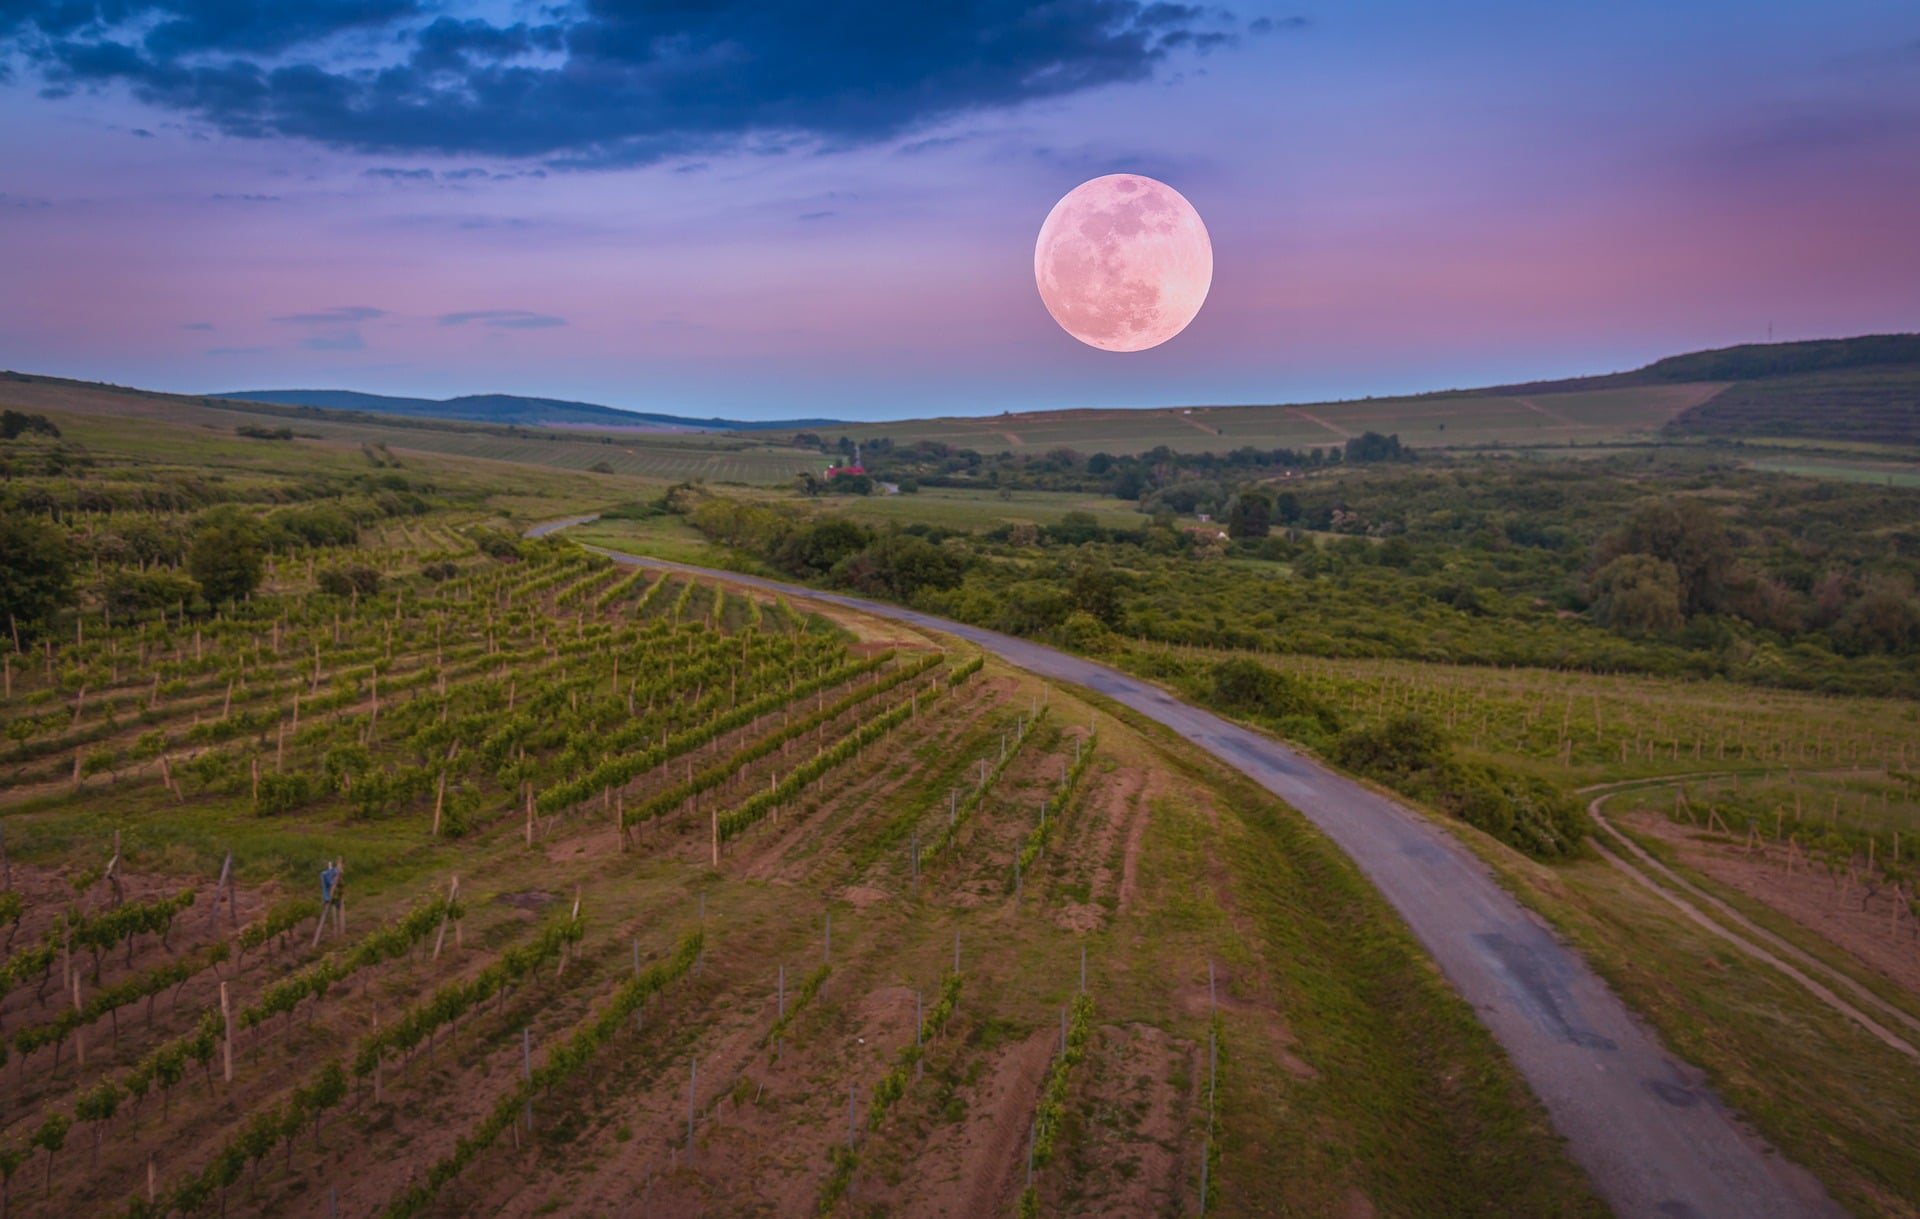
(529, 518, 1843, 1219)
(1582, 779, 1920, 1058)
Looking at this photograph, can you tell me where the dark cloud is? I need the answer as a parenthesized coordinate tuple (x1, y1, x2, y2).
(798, 210, 835, 221)
(2, 0, 1238, 166)
(131, 126, 152, 136)
(206, 345, 268, 355)
(210, 192, 282, 202)
(365, 167, 434, 181)
(272, 306, 385, 324)
(438, 309, 566, 329)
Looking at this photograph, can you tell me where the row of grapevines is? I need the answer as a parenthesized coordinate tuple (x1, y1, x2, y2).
(585, 633, 849, 758)
(592, 567, 652, 612)
(546, 648, 897, 816)
(669, 578, 698, 622)
(73, 889, 198, 971)
(127, 1059, 351, 1218)
(760, 963, 830, 1048)
(235, 900, 322, 962)
(552, 561, 620, 608)
(818, 972, 965, 1213)
(918, 708, 1047, 869)
(865, 971, 964, 1130)
(716, 685, 941, 842)
(1016, 729, 1098, 873)
(238, 893, 461, 1033)
(351, 915, 584, 1077)
(381, 928, 706, 1219)
(6, 941, 229, 1065)
(619, 652, 941, 828)
(0, 890, 196, 1002)
(1014, 991, 1095, 1219)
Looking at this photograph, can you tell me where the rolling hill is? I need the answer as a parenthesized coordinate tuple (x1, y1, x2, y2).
(208, 387, 841, 432)
(826, 333, 1920, 456)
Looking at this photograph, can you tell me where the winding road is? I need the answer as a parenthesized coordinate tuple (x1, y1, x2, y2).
(530, 518, 1844, 1219)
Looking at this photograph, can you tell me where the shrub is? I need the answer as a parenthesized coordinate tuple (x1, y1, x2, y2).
(471, 529, 524, 561)
(1209, 659, 1342, 738)
(317, 565, 382, 598)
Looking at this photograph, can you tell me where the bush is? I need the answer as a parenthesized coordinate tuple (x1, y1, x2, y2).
(471, 529, 524, 561)
(420, 561, 460, 582)
(1209, 659, 1342, 739)
(187, 509, 265, 604)
(0, 508, 76, 635)
(255, 771, 314, 815)
(317, 565, 382, 598)
(1330, 713, 1586, 858)
(100, 568, 198, 618)
(1329, 711, 1449, 779)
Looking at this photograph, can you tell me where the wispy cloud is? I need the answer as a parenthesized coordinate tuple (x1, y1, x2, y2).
(301, 333, 365, 351)
(438, 309, 567, 329)
(206, 346, 268, 356)
(272, 306, 386, 325)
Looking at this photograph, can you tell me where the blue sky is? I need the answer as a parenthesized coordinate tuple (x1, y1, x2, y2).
(1, 1, 1916, 420)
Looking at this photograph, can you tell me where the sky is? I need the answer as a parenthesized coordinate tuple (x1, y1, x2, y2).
(2, 0, 1918, 422)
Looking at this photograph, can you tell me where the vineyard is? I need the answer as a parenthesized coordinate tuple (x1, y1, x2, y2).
(0, 399, 1635, 1218)
(0, 498, 1621, 1216)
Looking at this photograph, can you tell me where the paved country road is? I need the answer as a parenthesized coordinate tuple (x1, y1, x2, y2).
(530, 518, 1845, 1219)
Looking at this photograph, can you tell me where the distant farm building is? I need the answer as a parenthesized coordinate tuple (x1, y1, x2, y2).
(826, 443, 866, 479)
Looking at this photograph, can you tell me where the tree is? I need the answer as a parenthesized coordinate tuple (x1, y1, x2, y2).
(830, 534, 962, 601)
(100, 568, 197, 618)
(0, 410, 59, 440)
(1834, 579, 1920, 654)
(0, 509, 75, 638)
(1596, 498, 1732, 617)
(1209, 659, 1340, 734)
(1226, 488, 1273, 539)
(1343, 431, 1406, 463)
(1048, 511, 1105, 546)
(187, 509, 265, 604)
(1590, 554, 1684, 635)
(1067, 558, 1125, 626)
(775, 519, 872, 577)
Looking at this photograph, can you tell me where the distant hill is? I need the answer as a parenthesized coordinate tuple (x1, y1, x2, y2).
(208, 388, 840, 433)
(1481, 333, 1920, 398)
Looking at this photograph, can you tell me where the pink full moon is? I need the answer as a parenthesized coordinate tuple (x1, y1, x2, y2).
(1033, 173, 1213, 352)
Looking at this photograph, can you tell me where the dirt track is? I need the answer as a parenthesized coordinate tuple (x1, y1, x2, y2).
(532, 518, 1844, 1219)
